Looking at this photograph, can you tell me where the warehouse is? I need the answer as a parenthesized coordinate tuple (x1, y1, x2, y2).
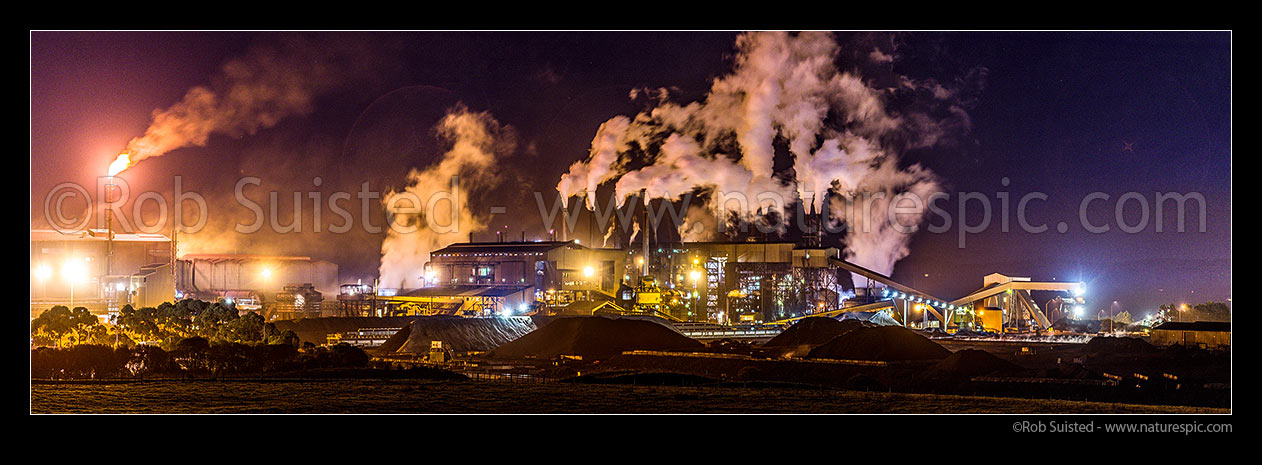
(424, 240, 627, 306)
(30, 228, 173, 317)
(1150, 321, 1231, 350)
(176, 254, 340, 318)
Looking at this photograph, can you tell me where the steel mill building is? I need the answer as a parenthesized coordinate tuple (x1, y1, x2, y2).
(371, 238, 885, 324)
(30, 229, 175, 318)
(176, 254, 340, 319)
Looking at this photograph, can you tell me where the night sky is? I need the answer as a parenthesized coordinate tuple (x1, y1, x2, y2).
(30, 31, 1231, 316)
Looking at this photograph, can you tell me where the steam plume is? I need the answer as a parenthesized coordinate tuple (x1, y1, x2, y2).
(378, 106, 515, 289)
(111, 36, 363, 173)
(558, 31, 975, 277)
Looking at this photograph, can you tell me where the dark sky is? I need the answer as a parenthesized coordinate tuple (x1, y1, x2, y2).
(30, 31, 1231, 316)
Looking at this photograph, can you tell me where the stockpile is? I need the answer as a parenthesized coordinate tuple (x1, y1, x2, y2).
(807, 326, 951, 361)
(377, 316, 537, 354)
(1084, 336, 1157, 355)
(839, 311, 901, 326)
(762, 317, 870, 349)
(930, 349, 1023, 377)
(1049, 318, 1102, 334)
(271, 316, 424, 345)
(486, 316, 704, 360)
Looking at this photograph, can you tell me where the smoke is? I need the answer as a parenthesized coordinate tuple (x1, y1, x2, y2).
(377, 106, 516, 289)
(119, 35, 367, 169)
(557, 31, 977, 277)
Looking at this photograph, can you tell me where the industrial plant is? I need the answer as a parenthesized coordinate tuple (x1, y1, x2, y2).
(31, 221, 1094, 337)
(30, 29, 1230, 416)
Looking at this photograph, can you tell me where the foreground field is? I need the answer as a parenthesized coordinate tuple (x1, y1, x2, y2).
(31, 379, 1228, 414)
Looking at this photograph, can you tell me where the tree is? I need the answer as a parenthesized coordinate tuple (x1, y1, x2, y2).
(171, 336, 211, 372)
(123, 345, 173, 376)
(195, 302, 239, 339)
(1192, 301, 1231, 322)
(67, 307, 100, 346)
(31, 306, 73, 347)
(219, 312, 264, 343)
(329, 343, 370, 367)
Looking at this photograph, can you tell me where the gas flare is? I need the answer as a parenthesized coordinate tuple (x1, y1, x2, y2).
(107, 153, 131, 176)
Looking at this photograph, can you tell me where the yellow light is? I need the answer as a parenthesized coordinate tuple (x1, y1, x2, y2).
(636, 257, 644, 265)
(583, 266, 594, 278)
(689, 270, 701, 282)
(33, 265, 52, 281)
(693, 258, 699, 265)
(61, 259, 88, 283)
(108, 153, 131, 177)
(260, 268, 272, 279)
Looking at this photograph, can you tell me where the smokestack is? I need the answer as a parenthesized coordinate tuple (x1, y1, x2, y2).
(641, 190, 649, 277)
(561, 211, 568, 242)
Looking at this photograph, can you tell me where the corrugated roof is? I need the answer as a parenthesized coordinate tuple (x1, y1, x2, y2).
(430, 241, 581, 255)
(181, 254, 314, 262)
(31, 229, 171, 243)
(1153, 321, 1231, 332)
(402, 285, 532, 298)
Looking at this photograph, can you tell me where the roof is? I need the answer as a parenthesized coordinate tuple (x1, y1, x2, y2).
(180, 254, 314, 262)
(402, 285, 532, 298)
(1153, 321, 1231, 332)
(31, 229, 171, 243)
(430, 241, 582, 256)
(553, 300, 626, 315)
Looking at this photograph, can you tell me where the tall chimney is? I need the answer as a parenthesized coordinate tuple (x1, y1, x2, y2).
(641, 190, 649, 277)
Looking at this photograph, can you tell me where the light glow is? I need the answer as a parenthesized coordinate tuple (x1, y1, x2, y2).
(108, 153, 131, 177)
(62, 259, 88, 283)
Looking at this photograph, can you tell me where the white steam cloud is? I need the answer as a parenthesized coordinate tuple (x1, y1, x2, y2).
(557, 31, 975, 277)
(378, 106, 515, 289)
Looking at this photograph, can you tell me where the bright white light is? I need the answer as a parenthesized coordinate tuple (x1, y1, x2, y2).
(583, 266, 595, 278)
(61, 259, 88, 283)
(1074, 283, 1085, 297)
(115, 282, 126, 291)
(1073, 305, 1084, 318)
(33, 265, 52, 281)
(689, 270, 702, 282)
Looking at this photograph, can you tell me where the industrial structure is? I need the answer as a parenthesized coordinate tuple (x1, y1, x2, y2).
(29, 229, 346, 321)
(1150, 321, 1231, 349)
(327, 230, 1089, 335)
(30, 229, 174, 317)
(34, 225, 1091, 335)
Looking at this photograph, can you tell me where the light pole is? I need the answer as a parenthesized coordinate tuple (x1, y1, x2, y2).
(689, 269, 701, 322)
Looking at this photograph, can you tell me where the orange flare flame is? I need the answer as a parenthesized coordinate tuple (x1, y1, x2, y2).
(108, 153, 131, 177)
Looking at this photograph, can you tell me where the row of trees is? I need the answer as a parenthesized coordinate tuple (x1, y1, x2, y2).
(31, 338, 371, 379)
(1157, 301, 1231, 324)
(31, 299, 300, 350)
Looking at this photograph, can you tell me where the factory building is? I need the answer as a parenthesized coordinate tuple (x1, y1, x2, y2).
(1150, 321, 1231, 350)
(176, 254, 340, 319)
(621, 241, 853, 323)
(423, 240, 627, 310)
(30, 229, 174, 318)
